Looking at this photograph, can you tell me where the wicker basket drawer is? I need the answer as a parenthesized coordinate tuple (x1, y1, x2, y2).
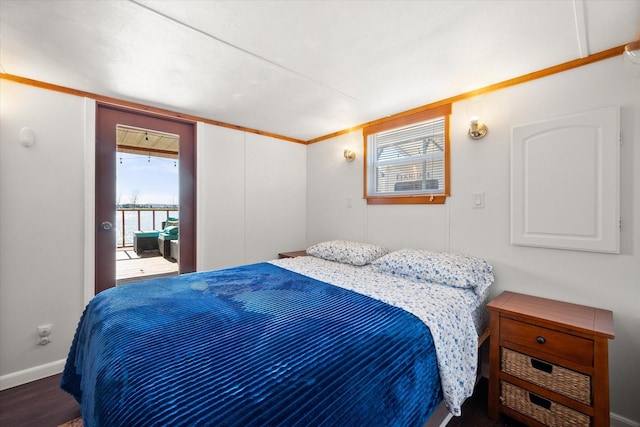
(501, 381, 590, 427)
(502, 348, 591, 404)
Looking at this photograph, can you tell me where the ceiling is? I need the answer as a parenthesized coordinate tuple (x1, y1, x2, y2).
(1, 0, 638, 142)
(117, 126, 179, 159)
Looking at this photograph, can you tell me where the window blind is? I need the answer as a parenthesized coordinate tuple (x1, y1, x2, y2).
(367, 117, 445, 196)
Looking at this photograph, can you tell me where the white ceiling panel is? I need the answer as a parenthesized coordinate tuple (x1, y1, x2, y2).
(1, 0, 638, 141)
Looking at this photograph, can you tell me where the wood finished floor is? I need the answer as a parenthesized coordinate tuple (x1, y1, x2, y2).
(0, 374, 80, 427)
(0, 374, 526, 427)
(116, 248, 178, 285)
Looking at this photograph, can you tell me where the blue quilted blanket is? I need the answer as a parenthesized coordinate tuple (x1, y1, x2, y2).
(61, 263, 441, 426)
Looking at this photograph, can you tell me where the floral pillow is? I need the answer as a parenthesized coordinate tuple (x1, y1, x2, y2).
(372, 249, 494, 292)
(306, 240, 388, 266)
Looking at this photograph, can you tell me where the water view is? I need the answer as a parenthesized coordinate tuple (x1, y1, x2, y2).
(115, 207, 178, 246)
(117, 152, 179, 246)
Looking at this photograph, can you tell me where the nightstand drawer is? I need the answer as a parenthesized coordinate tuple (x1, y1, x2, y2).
(502, 348, 591, 404)
(501, 382, 590, 427)
(501, 318, 593, 366)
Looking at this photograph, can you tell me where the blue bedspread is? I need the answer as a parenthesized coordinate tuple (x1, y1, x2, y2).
(61, 263, 441, 426)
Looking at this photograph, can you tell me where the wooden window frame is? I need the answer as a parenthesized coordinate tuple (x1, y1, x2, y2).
(363, 104, 451, 205)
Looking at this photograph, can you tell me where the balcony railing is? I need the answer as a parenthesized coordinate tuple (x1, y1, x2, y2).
(116, 207, 178, 248)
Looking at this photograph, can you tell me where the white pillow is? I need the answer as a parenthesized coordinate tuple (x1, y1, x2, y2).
(372, 249, 494, 292)
(306, 240, 388, 266)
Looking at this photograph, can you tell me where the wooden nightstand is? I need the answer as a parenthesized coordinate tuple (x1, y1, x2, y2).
(278, 250, 307, 259)
(487, 291, 614, 427)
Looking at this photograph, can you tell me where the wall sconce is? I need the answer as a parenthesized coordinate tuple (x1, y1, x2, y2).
(19, 127, 36, 147)
(468, 117, 488, 140)
(344, 149, 356, 162)
(624, 39, 640, 65)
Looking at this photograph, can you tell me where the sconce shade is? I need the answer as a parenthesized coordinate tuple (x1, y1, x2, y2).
(468, 118, 488, 140)
(19, 127, 35, 147)
(344, 149, 356, 162)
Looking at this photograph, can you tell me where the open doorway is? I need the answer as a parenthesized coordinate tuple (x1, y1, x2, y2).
(115, 126, 180, 285)
(95, 102, 196, 294)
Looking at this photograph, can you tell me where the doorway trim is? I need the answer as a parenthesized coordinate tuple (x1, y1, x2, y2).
(83, 98, 97, 305)
(94, 102, 197, 294)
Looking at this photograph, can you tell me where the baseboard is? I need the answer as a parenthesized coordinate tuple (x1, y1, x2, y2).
(0, 359, 66, 391)
(611, 412, 640, 427)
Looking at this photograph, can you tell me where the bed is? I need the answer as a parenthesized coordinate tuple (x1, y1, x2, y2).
(61, 241, 494, 427)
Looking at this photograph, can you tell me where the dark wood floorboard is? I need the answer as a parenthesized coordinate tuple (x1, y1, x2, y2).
(0, 374, 80, 427)
(0, 374, 526, 427)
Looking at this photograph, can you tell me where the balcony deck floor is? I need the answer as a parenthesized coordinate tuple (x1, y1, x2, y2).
(116, 247, 179, 285)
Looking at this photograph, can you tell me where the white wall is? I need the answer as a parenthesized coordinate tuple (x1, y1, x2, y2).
(0, 82, 88, 385)
(197, 124, 246, 270)
(0, 81, 307, 389)
(244, 133, 307, 262)
(197, 123, 307, 270)
(306, 57, 640, 425)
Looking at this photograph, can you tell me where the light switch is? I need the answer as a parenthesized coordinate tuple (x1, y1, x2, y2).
(473, 192, 485, 209)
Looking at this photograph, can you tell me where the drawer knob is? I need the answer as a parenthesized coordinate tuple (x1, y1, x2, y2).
(536, 336, 546, 344)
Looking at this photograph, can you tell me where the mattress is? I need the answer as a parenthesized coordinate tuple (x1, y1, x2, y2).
(61, 262, 443, 426)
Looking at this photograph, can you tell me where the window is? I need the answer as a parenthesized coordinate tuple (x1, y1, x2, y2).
(364, 104, 451, 205)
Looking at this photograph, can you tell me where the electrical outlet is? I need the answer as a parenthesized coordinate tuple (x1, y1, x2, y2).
(37, 324, 53, 337)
